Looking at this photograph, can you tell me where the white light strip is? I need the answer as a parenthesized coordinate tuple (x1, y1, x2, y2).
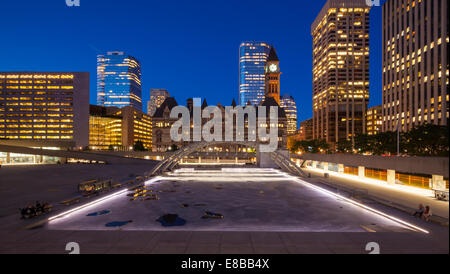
(48, 177, 162, 222)
(274, 170, 430, 234)
(305, 166, 434, 197)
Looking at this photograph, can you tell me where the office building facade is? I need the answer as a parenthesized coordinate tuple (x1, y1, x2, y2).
(0, 72, 89, 148)
(280, 94, 298, 135)
(382, 0, 448, 132)
(298, 118, 314, 141)
(311, 0, 370, 144)
(239, 42, 271, 106)
(148, 89, 170, 116)
(89, 105, 152, 150)
(97, 51, 142, 110)
(366, 105, 382, 135)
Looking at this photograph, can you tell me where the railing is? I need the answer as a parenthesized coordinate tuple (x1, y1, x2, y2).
(365, 168, 387, 181)
(395, 173, 431, 189)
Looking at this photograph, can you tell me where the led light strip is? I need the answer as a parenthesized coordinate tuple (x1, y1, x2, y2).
(274, 170, 430, 234)
(305, 166, 434, 197)
(48, 177, 162, 222)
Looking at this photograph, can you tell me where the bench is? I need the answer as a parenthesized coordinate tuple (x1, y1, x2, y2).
(60, 198, 81, 206)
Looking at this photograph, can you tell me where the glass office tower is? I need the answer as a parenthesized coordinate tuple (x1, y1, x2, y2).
(280, 94, 298, 135)
(239, 42, 271, 106)
(97, 51, 142, 110)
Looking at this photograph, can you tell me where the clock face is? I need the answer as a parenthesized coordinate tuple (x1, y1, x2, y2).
(269, 64, 278, 72)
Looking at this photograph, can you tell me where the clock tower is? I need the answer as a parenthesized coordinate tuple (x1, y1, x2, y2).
(265, 46, 281, 104)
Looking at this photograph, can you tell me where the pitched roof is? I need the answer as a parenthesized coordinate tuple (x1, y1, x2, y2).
(267, 46, 279, 62)
(152, 97, 178, 118)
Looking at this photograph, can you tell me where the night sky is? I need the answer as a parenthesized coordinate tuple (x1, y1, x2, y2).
(0, 0, 386, 123)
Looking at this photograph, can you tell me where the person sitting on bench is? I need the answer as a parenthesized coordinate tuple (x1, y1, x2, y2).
(413, 204, 424, 218)
(422, 206, 432, 222)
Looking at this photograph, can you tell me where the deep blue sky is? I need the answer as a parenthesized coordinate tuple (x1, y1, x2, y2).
(0, 0, 385, 123)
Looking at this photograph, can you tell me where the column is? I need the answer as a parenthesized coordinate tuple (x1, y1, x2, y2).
(198, 156, 201, 164)
(217, 157, 220, 163)
(235, 157, 238, 164)
(387, 169, 396, 185)
(6, 152, 10, 164)
(323, 162, 329, 172)
(338, 164, 344, 173)
(311, 161, 317, 168)
(358, 166, 365, 178)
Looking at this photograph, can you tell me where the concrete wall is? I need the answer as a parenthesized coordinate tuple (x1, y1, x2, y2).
(294, 153, 449, 178)
(73, 72, 90, 148)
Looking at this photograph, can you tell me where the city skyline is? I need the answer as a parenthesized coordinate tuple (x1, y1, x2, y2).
(0, 0, 385, 125)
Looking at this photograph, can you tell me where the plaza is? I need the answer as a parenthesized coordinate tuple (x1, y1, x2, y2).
(0, 165, 447, 254)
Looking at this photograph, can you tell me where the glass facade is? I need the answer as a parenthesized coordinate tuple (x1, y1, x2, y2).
(88, 105, 152, 151)
(97, 51, 142, 110)
(239, 42, 271, 106)
(89, 115, 122, 150)
(280, 94, 298, 135)
(0, 151, 63, 165)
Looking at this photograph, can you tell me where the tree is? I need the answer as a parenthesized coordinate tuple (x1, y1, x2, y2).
(352, 123, 448, 157)
(403, 124, 449, 156)
(336, 139, 353, 153)
(133, 141, 146, 151)
(290, 139, 330, 154)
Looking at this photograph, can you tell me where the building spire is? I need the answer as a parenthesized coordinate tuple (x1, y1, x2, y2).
(267, 46, 279, 62)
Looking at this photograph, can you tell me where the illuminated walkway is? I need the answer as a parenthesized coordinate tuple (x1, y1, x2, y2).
(304, 167, 449, 220)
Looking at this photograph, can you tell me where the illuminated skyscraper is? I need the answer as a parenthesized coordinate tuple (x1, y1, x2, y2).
(280, 94, 298, 135)
(382, 0, 448, 132)
(239, 42, 271, 106)
(366, 105, 382, 136)
(147, 89, 170, 116)
(97, 51, 142, 110)
(311, 0, 370, 144)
